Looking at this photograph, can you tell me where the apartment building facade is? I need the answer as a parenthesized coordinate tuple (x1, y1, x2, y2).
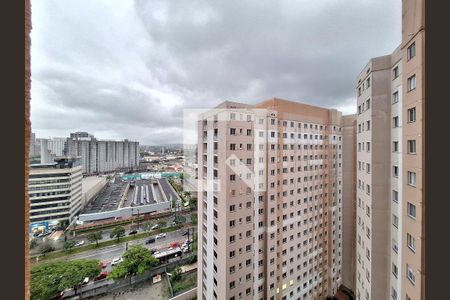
(400, 0, 425, 298)
(28, 157, 83, 232)
(355, 0, 424, 299)
(198, 98, 354, 300)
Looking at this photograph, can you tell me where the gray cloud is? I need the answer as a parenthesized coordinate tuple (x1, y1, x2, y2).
(31, 0, 401, 145)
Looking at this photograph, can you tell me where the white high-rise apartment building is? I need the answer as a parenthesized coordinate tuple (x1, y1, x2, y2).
(65, 132, 139, 175)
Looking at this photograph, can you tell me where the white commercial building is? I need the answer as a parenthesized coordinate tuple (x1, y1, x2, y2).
(28, 157, 83, 233)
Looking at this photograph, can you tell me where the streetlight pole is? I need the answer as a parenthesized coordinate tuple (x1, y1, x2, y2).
(137, 209, 140, 230)
(131, 207, 134, 227)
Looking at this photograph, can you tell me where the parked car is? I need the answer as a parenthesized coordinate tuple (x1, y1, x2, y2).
(182, 230, 189, 236)
(111, 257, 123, 266)
(151, 224, 159, 230)
(94, 272, 108, 281)
(146, 237, 155, 244)
(81, 277, 89, 285)
(99, 261, 108, 269)
(75, 240, 85, 247)
(128, 230, 138, 235)
(155, 233, 166, 239)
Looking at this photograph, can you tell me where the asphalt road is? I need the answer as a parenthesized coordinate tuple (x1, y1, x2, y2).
(61, 227, 194, 273)
(30, 212, 194, 255)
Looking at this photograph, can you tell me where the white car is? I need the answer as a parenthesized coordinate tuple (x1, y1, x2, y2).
(75, 240, 85, 247)
(155, 233, 166, 239)
(111, 257, 123, 266)
(151, 224, 159, 230)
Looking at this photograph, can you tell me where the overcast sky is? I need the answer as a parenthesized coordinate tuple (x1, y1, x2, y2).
(31, 0, 401, 145)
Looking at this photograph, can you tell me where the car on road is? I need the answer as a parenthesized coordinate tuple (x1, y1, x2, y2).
(94, 271, 108, 281)
(155, 233, 166, 239)
(128, 230, 138, 235)
(146, 237, 156, 244)
(75, 240, 85, 247)
(111, 257, 123, 266)
(81, 277, 89, 285)
(151, 224, 159, 230)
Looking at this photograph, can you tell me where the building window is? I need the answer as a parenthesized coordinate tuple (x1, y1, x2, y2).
(367, 78, 371, 88)
(408, 107, 416, 123)
(393, 116, 399, 128)
(393, 66, 399, 79)
(393, 166, 399, 177)
(392, 287, 398, 300)
(407, 233, 416, 252)
(392, 263, 398, 278)
(392, 91, 399, 104)
(407, 171, 417, 187)
(392, 239, 398, 253)
(392, 190, 398, 203)
(407, 42, 416, 60)
(407, 264, 416, 285)
(407, 74, 417, 92)
(392, 214, 398, 228)
(393, 141, 399, 152)
(407, 140, 416, 154)
(407, 202, 417, 219)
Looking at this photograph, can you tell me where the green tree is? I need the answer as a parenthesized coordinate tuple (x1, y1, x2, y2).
(87, 231, 103, 246)
(110, 226, 125, 242)
(187, 253, 197, 264)
(58, 219, 69, 230)
(142, 222, 153, 232)
(30, 239, 38, 249)
(39, 242, 55, 256)
(63, 240, 76, 252)
(190, 213, 198, 226)
(174, 215, 186, 225)
(108, 245, 159, 281)
(158, 220, 167, 228)
(190, 197, 197, 209)
(171, 266, 182, 282)
(30, 259, 100, 300)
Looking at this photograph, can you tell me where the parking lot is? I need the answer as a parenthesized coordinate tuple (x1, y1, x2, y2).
(82, 176, 127, 214)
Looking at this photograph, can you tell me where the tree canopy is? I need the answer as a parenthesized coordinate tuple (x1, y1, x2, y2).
(87, 231, 103, 246)
(110, 226, 125, 242)
(108, 245, 159, 280)
(63, 240, 76, 252)
(30, 259, 100, 300)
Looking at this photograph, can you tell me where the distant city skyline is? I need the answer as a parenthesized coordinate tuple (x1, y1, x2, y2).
(31, 0, 400, 145)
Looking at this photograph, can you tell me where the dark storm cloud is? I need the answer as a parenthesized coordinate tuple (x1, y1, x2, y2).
(31, 0, 400, 145)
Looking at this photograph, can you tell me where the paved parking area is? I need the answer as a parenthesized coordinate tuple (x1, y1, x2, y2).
(82, 177, 127, 213)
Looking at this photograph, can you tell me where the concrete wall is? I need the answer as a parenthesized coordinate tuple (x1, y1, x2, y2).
(170, 288, 197, 300)
(78, 201, 170, 222)
(81, 177, 108, 208)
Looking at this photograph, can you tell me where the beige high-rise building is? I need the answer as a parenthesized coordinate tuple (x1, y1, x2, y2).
(355, 1, 424, 299)
(197, 98, 356, 300)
